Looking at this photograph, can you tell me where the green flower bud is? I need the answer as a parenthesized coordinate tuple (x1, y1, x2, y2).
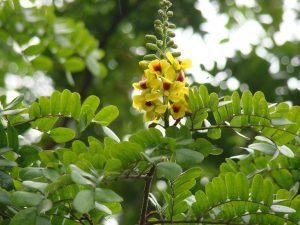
(145, 35, 157, 42)
(168, 23, 176, 29)
(157, 40, 163, 47)
(143, 54, 158, 60)
(167, 11, 173, 17)
(172, 52, 181, 57)
(168, 31, 176, 37)
(167, 40, 174, 47)
(146, 43, 158, 51)
(155, 27, 163, 34)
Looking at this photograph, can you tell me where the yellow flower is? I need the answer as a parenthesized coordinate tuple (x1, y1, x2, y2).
(148, 59, 170, 76)
(133, 91, 167, 121)
(170, 102, 189, 120)
(166, 52, 192, 70)
(165, 80, 188, 103)
(133, 80, 148, 90)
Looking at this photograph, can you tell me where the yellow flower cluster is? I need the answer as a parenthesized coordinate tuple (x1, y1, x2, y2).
(133, 52, 192, 121)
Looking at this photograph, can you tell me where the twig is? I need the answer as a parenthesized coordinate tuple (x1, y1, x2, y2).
(146, 220, 255, 225)
(139, 165, 156, 225)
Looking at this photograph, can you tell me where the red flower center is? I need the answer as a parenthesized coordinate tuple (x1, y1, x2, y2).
(173, 104, 181, 113)
(177, 71, 184, 82)
(140, 81, 147, 89)
(163, 82, 171, 90)
(145, 101, 152, 107)
(153, 63, 162, 72)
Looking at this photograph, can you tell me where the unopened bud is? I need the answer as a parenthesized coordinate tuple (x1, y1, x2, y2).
(172, 44, 178, 49)
(168, 23, 176, 29)
(145, 35, 157, 42)
(143, 54, 158, 60)
(155, 27, 163, 34)
(168, 31, 175, 37)
(139, 60, 149, 69)
(167, 40, 174, 47)
(167, 11, 173, 17)
(157, 40, 163, 47)
(172, 52, 181, 57)
(146, 43, 158, 51)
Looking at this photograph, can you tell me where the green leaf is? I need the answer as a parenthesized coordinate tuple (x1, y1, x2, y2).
(5, 95, 24, 110)
(50, 90, 61, 115)
(95, 202, 112, 215)
(73, 190, 95, 213)
(39, 96, 50, 116)
(0, 171, 14, 190)
(24, 43, 45, 55)
(17, 145, 39, 167)
(70, 164, 95, 186)
(94, 105, 119, 126)
(248, 143, 277, 155)
(60, 89, 72, 116)
(156, 162, 182, 181)
(0, 125, 7, 148)
(271, 205, 296, 213)
(9, 208, 37, 225)
(70, 92, 81, 120)
(82, 95, 100, 114)
(232, 91, 241, 115)
(11, 191, 43, 207)
(95, 188, 123, 203)
(207, 128, 221, 139)
(0, 190, 10, 205)
(36, 216, 51, 225)
(63, 57, 85, 72)
(175, 149, 204, 167)
(209, 92, 219, 111)
(7, 125, 18, 151)
(50, 128, 76, 143)
(23, 181, 48, 193)
(271, 118, 295, 126)
(242, 90, 253, 115)
(0, 159, 17, 167)
(251, 174, 264, 202)
(31, 55, 53, 71)
(129, 128, 162, 148)
(103, 127, 120, 142)
(278, 145, 294, 158)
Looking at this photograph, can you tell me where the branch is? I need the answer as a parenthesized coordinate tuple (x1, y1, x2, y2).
(139, 165, 156, 225)
(190, 124, 300, 138)
(146, 220, 256, 225)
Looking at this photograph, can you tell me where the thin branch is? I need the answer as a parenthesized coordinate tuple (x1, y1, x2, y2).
(139, 165, 156, 225)
(190, 124, 300, 138)
(146, 220, 256, 225)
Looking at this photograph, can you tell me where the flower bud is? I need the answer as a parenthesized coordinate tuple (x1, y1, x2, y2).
(145, 35, 157, 43)
(168, 31, 175, 37)
(167, 11, 173, 17)
(143, 54, 158, 60)
(146, 43, 158, 50)
(139, 60, 149, 69)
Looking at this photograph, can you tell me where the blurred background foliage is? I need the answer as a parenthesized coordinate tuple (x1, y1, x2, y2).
(0, 0, 299, 224)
